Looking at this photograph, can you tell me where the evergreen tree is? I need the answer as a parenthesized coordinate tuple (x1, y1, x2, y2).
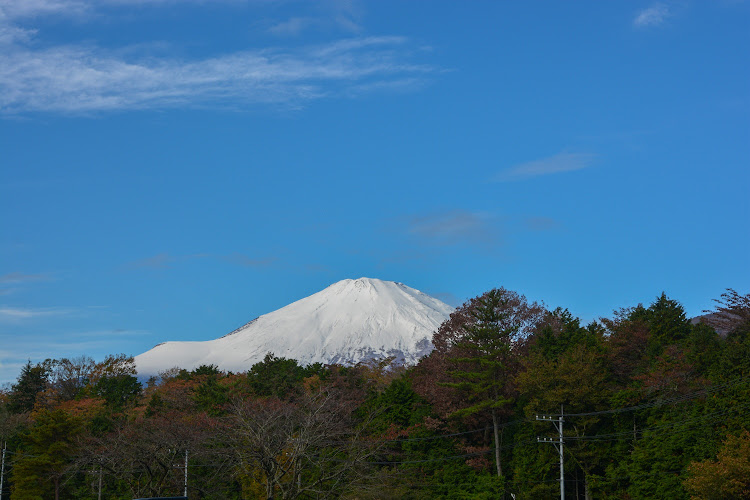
(90, 374, 142, 411)
(640, 293, 692, 358)
(247, 353, 307, 398)
(7, 360, 53, 414)
(440, 288, 541, 480)
(11, 409, 83, 500)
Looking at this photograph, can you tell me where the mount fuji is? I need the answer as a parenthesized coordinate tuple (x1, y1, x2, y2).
(134, 278, 454, 376)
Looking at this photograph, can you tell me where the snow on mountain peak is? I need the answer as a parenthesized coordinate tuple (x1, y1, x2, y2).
(134, 278, 454, 376)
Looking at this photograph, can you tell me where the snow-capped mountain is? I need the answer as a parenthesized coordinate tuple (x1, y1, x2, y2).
(134, 278, 454, 376)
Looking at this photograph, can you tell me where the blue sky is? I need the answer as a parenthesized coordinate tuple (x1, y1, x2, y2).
(1, 0, 748, 385)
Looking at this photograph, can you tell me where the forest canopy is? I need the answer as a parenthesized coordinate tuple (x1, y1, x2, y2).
(0, 288, 748, 499)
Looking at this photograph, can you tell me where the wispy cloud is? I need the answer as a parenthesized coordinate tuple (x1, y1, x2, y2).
(0, 0, 240, 20)
(634, 3, 671, 28)
(406, 210, 502, 248)
(0, 0, 89, 20)
(268, 16, 361, 37)
(220, 253, 277, 268)
(268, 17, 316, 36)
(126, 253, 176, 269)
(0, 0, 432, 115)
(494, 152, 596, 182)
(376, 249, 431, 266)
(0, 306, 73, 320)
(0, 21, 35, 45)
(0, 36, 433, 114)
(524, 216, 561, 231)
(0, 272, 52, 284)
(126, 252, 277, 269)
(430, 292, 462, 308)
(304, 263, 332, 273)
(70, 328, 150, 338)
(0, 321, 150, 384)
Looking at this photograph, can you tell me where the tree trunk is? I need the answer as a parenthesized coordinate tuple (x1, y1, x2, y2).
(491, 408, 502, 477)
(266, 475, 275, 500)
(585, 473, 592, 500)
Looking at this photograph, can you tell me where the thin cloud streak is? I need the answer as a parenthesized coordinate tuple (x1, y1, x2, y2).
(0, 272, 52, 284)
(0, 306, 73, 320)
(0, 0, 432, 114)
(406, 210, 502, 249)
(634, 3, 671, 27)
(126, 253, 176, 269)
(70, 328, 151, 338)
(220, 254, 277, 268)
(267, 13, 361, 37)
(0, 36, 433, 114)
(0, 0, 89, 20)
(494, 152, 596, 182)
(0, 0, 240, 20)
(268, 17, 316, 36)
(524, 216, 560, 232)
(126, 252, 276, 270)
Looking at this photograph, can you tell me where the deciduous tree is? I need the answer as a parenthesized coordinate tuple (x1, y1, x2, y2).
(227, 386, 378, 499)
(684, 429, 750, 499)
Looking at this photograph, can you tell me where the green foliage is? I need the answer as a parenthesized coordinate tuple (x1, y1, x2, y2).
(517, 341, 611, 494)
(624, 408, 696, 499)
(684, 322, 722, 376)
(193, 372, 229, 415)
(2, 288, 747, 499)
(90, 374, 141, 410)
(192, 363, 222, 377)
(7, 360, 53, 414)
(246, 352, 308, 398)
(441, 289, 518, 419)
(360, 377, 430, 433)
(716, 325, 750, 379)
(11, 409, 83, 500)
(533, 308, 603, 360)
(641, 292, 692, 358)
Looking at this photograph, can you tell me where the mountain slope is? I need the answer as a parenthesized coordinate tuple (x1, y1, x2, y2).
(134, 278, 454, 376)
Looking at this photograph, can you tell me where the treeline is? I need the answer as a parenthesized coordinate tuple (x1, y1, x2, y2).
(0, 288, 748, 499)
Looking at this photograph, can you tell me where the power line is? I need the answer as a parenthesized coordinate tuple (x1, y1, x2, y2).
(358, 417, 529, 444)
(563, 375, 749, 417)
(566, 402, 750, 441)
(4, 399, 744, 469)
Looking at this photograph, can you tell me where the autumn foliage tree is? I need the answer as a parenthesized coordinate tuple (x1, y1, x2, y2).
(1, 288, 747, 499)
(227, 383, 379, 499)
(684, 429, 750, 499)
(415, 288, 545, 483)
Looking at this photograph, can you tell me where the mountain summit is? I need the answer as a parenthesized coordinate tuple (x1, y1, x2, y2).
(134, 278, 454, 376)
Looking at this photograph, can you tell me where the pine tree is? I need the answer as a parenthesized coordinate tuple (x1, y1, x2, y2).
(11, 409, 83, 500)
(440, 288, 542, 480)
(7, 360, 53, 414)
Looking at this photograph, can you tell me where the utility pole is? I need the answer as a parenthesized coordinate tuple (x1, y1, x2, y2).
(536, 405, 565, 499)
(184, 449, 189, 498)
(0, 442, 6, 500)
